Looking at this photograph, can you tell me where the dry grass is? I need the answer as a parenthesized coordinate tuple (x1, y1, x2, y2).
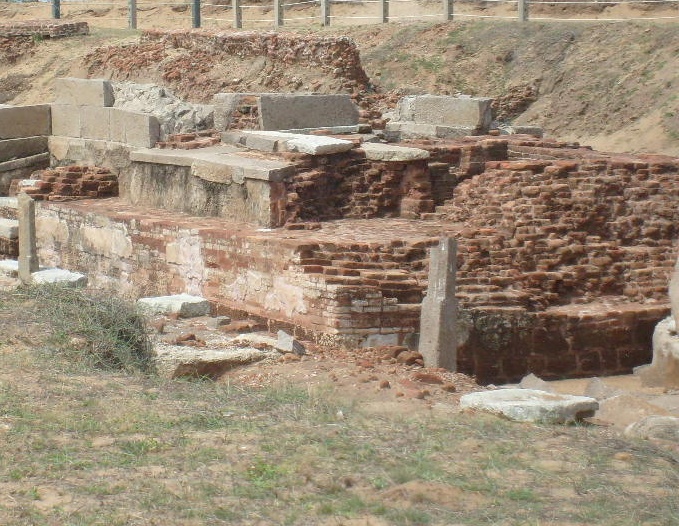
(0, 287, 677, 525)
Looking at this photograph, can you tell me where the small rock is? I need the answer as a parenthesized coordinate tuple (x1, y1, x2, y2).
(376, 346, 408, 359)
(379, 379, 391, 389)
(276, 330, 306, 356)
(441, 382, 457, 393)
(412, 371, 444, 385)
(624, 416, 679, 442)
(204, 316, 232, 329)
(137, 293, 210, 318)
(174, 333, 206, 347)
(278, 353, 301, 363)
(397, 351, 423, 365)
(219, 319, 263, 334)
(519, 373, 554, 393)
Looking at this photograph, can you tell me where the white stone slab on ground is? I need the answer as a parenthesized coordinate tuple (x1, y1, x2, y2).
(0, 259, 18, 277)
(31, 268, 88, 287)
(154, 344, 269, 379)
(137, 293, 210, 318)
(459, 388, 599, 424)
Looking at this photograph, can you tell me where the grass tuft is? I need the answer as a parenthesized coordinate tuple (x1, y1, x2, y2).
(4, 284, 154, 373)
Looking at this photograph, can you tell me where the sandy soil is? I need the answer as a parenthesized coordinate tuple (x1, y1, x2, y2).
(1, 4, 679, 155)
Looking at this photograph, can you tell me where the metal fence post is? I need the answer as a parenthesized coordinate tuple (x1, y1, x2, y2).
(380, 0, 388, 23)
(444, 0, 453, 20)
(192, 0, 201, 27)
(321, 0, 330, 26)
(52, 0, 61, 19)
(128, 0, 137, 29)
(233, 0, 242, 28)
(274, 0, 284, 27)
(518, 0, 528, 21)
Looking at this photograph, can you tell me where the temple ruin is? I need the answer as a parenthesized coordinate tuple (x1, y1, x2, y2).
(1, 26, 678, 384)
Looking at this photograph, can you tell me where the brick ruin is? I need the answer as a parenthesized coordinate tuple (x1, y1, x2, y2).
(1, 29, 678, 384)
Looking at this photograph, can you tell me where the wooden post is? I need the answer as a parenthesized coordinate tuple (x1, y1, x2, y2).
(274, 0, 284, 27)
(233, 0, 242, 28)
(52, 0, 61, 19)
(380, 0, 388, 23)
(192, 0, 201, 27)
(321, 0, 330, 26)
(128, 0, 137, 29)
(444, 0, 453, 20)
(518, 0, 529, 21)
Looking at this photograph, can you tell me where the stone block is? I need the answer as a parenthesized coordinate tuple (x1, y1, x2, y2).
(191, 153, 295, 183)
(0, 105, 51, 139)
(118, 110, 161, 148)
(137, 293, 211, 318)
(0, 136, 49, 163)
(54, 78, 114, 107)
(459, 389, 598, 424)
(385, 122, 476, 140)
(31, 268, 88, 287)
(284, 134, 354, 155)
(154, 343, 268, 379)
(50, 104, 80, 138)
(276, 330, 306, 355)
(360, 142, 430, 162)
(394, 95, 493, 131)
(258, 94, 360, 131)
(0, 218, 18, 239)
(80, 107, 112, 141)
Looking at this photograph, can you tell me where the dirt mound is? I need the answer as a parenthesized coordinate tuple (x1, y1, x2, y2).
(83, 29, 372, 104)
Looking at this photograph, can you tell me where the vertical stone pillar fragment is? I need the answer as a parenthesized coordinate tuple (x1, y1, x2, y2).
(669, 256, 679, 330)
(419, 237, 457, 370)
(18, 193, 39, 284)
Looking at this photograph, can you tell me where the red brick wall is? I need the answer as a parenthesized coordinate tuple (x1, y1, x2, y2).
(9, 166, 118, 201)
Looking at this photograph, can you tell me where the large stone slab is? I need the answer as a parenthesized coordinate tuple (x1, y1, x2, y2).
(459, 389, 599, 423)
(0, 136, 49, 163)
(222, 130, 354, 155)
(137, 293, 211, 318)
(360, 142, 430, 162)
(154, 344, 269, 379)
(384, 122, 477, 140)
(0, 105, 51, 139)
(31, 268, 88, 287)
(54, 78, 114, 107)
(258, 94, 360, 131)
(394, 95, 493, 131)
(638, 316, 679, 388)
